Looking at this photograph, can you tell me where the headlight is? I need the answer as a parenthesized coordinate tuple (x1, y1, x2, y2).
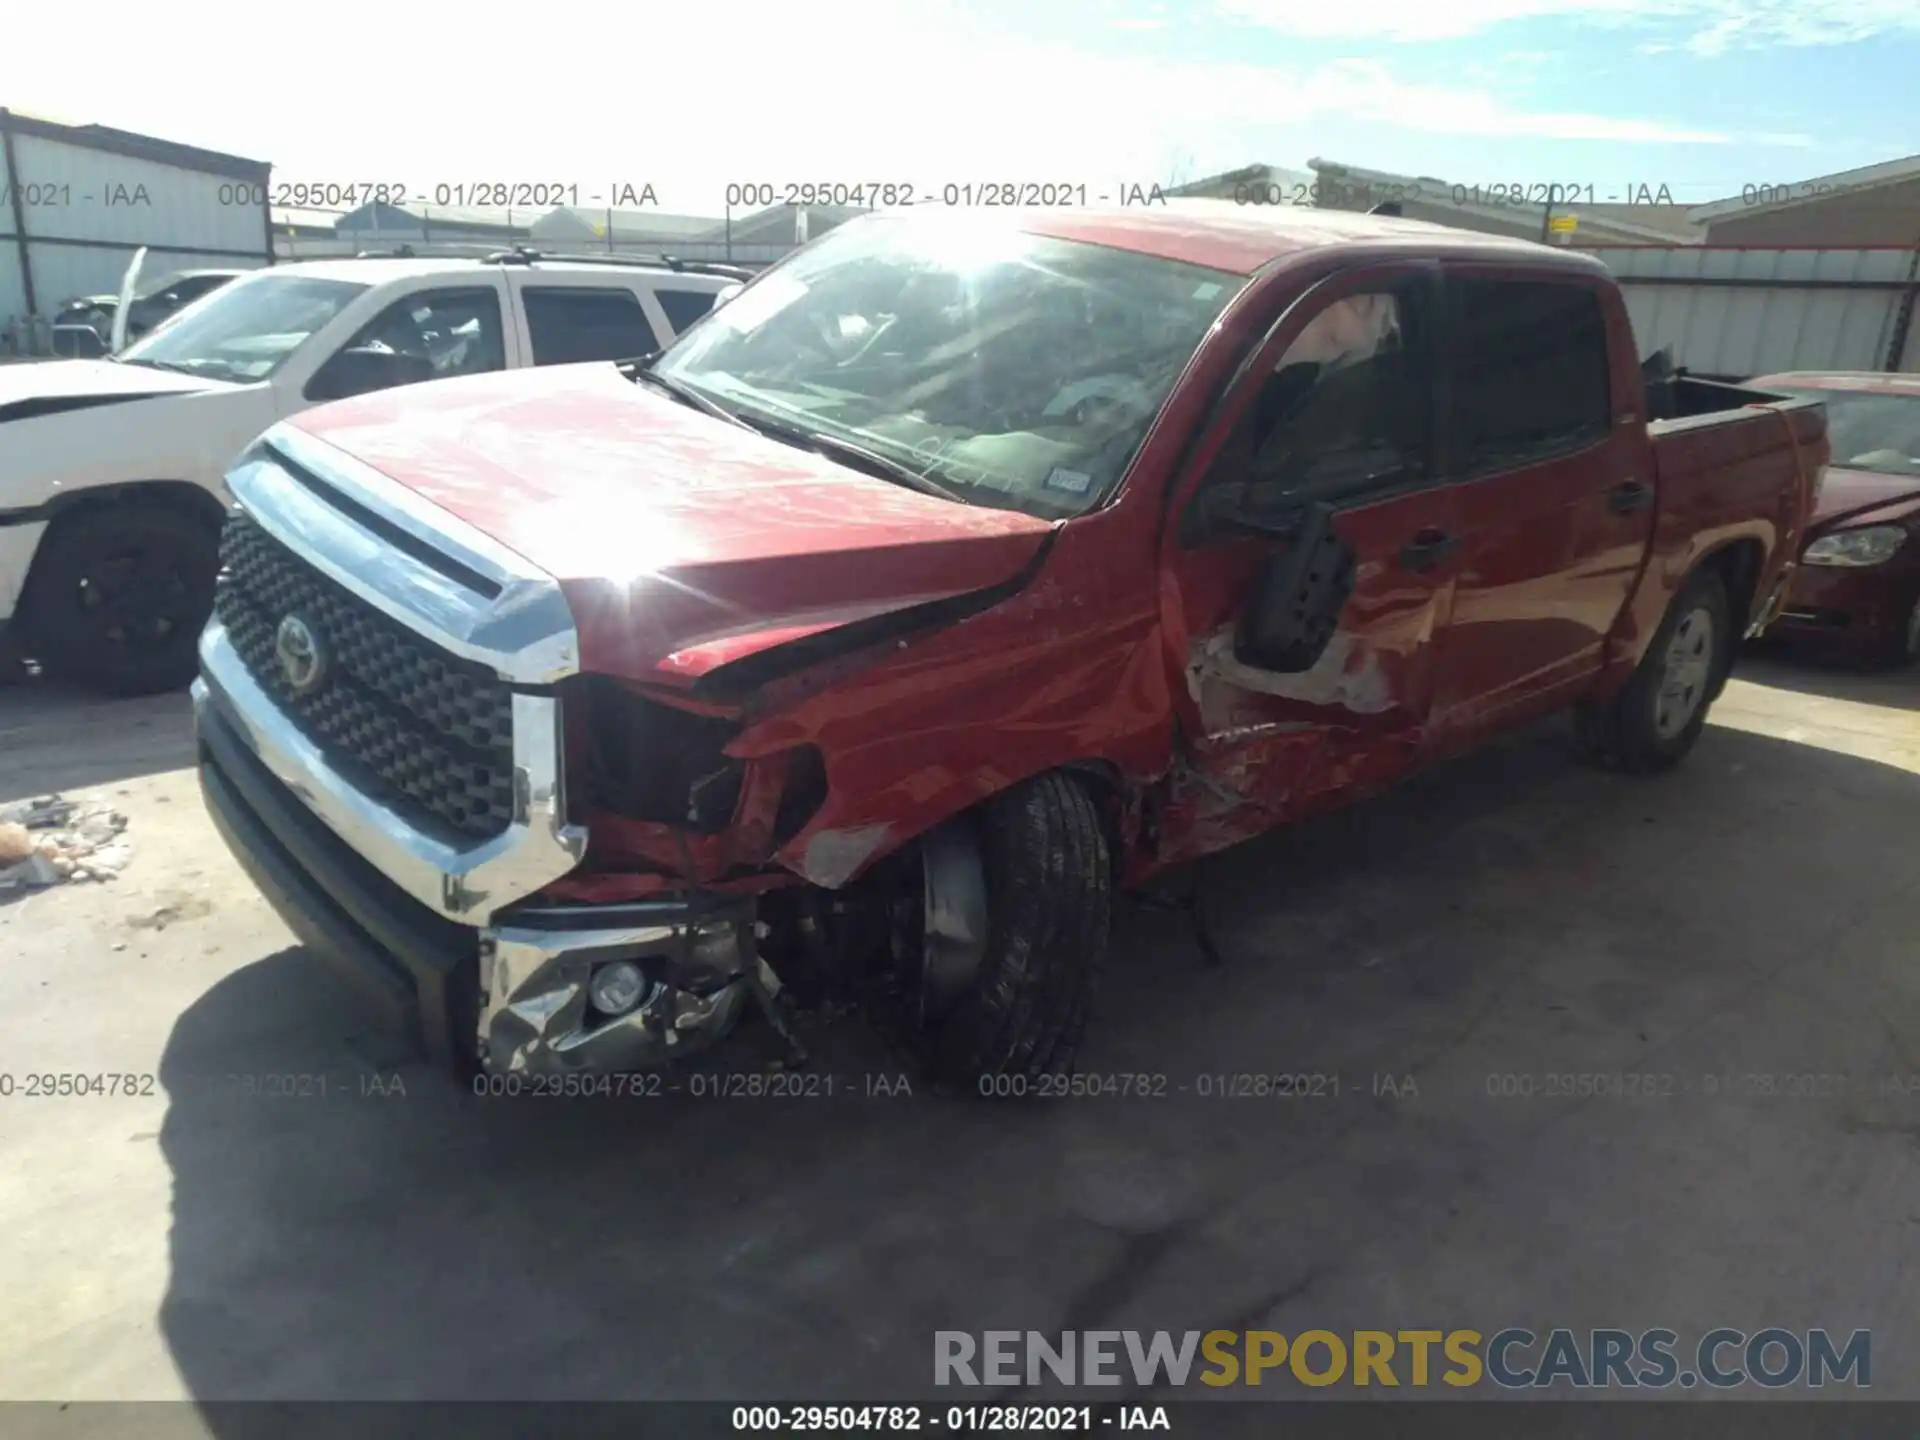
(1803, 526, 1908, 567)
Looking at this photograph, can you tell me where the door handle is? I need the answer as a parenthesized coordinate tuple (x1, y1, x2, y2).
(1607, 480, 1655, 514)
(1399, 528, 1460, 571)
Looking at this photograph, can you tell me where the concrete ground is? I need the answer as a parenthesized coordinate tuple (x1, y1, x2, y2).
(0, 655, 1917, 1406)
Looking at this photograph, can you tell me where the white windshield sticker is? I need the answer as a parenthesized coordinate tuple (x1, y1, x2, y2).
(1193, 282, 1223, 300)
(1045, 467, 1092, 494)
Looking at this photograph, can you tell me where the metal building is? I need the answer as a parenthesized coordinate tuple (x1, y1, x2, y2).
(1590, 245, 1920, 380)
(1, 109, 271, 348)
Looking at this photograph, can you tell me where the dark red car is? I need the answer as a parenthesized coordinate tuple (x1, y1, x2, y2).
(193, 207, 1824, 1086)
(1749, 372, 1920, 666)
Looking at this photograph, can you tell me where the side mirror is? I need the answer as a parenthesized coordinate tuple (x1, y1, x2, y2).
(1190, 477, 1308, 545)
(306, 346, 425, 403)
(1233, 503, 1356, 673)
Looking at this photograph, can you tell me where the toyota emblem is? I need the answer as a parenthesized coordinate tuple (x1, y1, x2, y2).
(274, 614, 326, 695)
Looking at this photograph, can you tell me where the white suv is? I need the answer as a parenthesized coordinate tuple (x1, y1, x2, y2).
(0, 249, 744, 692)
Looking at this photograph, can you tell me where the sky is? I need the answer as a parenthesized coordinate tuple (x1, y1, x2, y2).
(3, 0, 1916, 215)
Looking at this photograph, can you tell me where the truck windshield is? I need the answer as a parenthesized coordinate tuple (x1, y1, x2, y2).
(1775, 388, 1920, 477)
(119, 274, 369, 382)
(651, 216, 1244, 517)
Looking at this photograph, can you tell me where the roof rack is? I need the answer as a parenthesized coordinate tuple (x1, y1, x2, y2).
(329, 244, 758, 279)
(349, 243, 512, 258)
(479, 245, 755, 281)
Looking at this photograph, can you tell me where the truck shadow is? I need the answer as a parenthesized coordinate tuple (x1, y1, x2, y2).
(0, 678, 196, 801)
(155, 718, 1920, 1405)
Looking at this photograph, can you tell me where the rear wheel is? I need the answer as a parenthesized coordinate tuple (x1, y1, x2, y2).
(21, 503, 219, 696)
(885, 772, 1112, 1089)
(1576, 568, 1731, 773)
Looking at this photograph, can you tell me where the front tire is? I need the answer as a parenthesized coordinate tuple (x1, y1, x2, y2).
(1577, 568, 1731, 773)
(20, 503, 219, 696)
(913, 772, 1112, 1088)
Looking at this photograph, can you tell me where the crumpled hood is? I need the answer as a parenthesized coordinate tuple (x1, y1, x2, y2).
(0, 360, 231, 407)
(1811, 465, 1920, 531)
(0, 358, 230, 411)
(287, 363, 1056, 686)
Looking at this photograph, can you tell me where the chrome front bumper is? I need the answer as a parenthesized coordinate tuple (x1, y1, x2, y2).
(197, 675, 763, 1074)
(200, 423, 767, 1076)
(196, 626, 582, 924)
(481, 904, 769, 1075)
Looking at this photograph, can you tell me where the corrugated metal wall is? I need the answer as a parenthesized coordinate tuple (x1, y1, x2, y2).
(2, 129, 271, 328)
(1585, 245, 1920, 378)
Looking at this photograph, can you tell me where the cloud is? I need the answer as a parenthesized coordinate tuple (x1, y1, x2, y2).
(0, 0, 1796, 206)
(1137, 57, 1746, 143)
(1218, 0, 1645, 42)
(1217, 0, 1920, 51)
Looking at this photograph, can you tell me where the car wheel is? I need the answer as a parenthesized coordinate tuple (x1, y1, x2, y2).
(889, 772, 1112, 1089)
(1576, 568, 1732, 774)
(21, 503, 220, 696)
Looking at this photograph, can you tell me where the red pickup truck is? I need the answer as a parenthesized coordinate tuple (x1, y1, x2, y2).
(192, 206, 1825, 1086)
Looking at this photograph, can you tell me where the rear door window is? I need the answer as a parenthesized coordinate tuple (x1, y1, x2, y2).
(654, 287, 720, 336)
(521, 286, 664, 364)
(1447, 278, 1611, 475)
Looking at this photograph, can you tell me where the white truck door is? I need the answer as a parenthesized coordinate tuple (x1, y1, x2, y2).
(271, 272, 518, 420)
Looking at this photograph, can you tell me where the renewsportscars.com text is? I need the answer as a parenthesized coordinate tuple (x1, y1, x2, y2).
(934, 1328, 1870, 1390)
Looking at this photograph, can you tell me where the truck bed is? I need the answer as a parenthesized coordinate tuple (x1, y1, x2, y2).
(1647, 377, 1828, 474)
(1606, 376, 1830, 669)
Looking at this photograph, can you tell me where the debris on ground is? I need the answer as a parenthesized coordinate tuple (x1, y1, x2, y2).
(0, 794, 131, 890)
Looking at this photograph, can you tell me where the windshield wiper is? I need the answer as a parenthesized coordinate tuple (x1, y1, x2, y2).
(737, 413, 973, 506)
(620, 357, 752, 430)
(117, 356, 209, 376)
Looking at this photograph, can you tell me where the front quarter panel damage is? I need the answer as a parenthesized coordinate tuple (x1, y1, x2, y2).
(540, 516, 1174, 900)
(737, 517, 1175, 889)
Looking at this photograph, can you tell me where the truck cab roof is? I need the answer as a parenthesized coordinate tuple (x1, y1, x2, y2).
(877, 201, 1609, 278)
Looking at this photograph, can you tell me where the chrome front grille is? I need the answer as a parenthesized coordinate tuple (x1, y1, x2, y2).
(215, 510, 516, 841)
